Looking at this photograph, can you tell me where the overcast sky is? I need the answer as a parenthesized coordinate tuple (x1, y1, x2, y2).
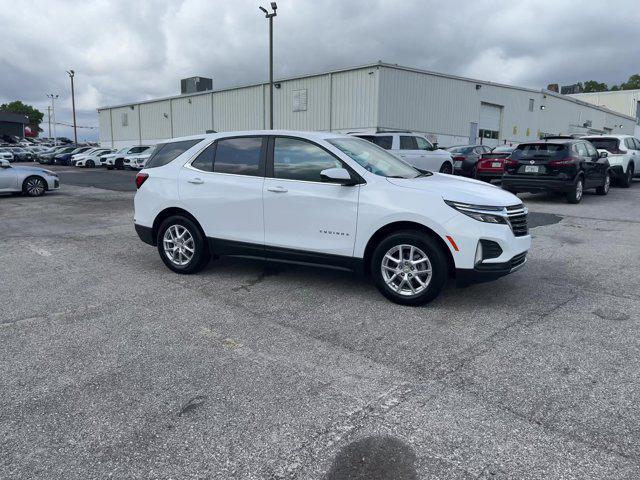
(1, 0, 639, 141)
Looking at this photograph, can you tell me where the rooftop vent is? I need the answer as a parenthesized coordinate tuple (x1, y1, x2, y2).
(180, 76, 213, 95)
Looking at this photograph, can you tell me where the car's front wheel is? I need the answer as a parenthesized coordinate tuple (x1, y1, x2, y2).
(157, 216, 210, 274)
(596, 171, 611, 195)
(22, 176, 46, 197)
(86, 160, 95, 168)
(371, 230, 448, 306)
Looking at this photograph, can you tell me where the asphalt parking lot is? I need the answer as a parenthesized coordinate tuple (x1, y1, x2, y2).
(2, 166, 640, 479)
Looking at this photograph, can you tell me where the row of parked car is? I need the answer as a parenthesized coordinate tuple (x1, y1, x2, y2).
(352, 131, 639, 204)
(7, 144, 156, 170)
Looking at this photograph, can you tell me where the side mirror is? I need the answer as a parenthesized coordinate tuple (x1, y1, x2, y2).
(0, 159, 11, 168)
(320, 167, 354, 185)
(432, 142, 438, 150)
(598, 150, 608, 158)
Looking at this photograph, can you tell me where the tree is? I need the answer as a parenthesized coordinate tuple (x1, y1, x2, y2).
(0, 100, 44, 132)
(620, 74, 640, 91)
(583, 80, 608, 93)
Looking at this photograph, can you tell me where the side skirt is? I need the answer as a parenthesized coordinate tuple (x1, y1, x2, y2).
(208, 238, 364, 274)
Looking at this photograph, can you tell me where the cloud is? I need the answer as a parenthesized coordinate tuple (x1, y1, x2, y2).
(1, 0, 638, 141)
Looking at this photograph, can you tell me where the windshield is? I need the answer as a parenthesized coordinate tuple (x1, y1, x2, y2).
(328, 137, 420, 179)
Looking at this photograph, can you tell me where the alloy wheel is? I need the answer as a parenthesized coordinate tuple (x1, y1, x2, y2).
(26, 178, 45, 196)
(576, 179, 583, 201)
(381, 244, 432, 297)
(604, 173, 610, 193)
(163, 225, 195, 266)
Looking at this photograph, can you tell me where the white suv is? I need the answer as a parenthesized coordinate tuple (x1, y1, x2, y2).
(103, 145, 154, 170)
(134, 131, 530, 305)
(582, 135, 639, 187)
(351, 132, 454, 174)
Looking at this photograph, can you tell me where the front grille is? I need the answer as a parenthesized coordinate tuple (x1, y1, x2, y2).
(506, 204, 528, 237)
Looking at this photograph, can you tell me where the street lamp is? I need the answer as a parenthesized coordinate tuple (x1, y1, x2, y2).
(259, 2, 277, 129)
(67, 70, 78, 146)
(46, 93, 59, 145)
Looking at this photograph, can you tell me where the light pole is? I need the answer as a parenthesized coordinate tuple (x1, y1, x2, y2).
(259, 2, 277, 129)
(46, 106, 52, 138)
(46, 94, 59, 145)
(67, 70, 78, 146)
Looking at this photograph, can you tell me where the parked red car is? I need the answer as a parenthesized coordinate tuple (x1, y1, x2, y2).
(476, 145, 515, 182)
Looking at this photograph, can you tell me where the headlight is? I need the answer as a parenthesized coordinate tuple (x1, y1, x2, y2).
(444, 200, 508, 225)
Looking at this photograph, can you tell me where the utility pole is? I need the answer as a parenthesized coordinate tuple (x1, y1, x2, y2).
(259, 2, 277, 129)
(46, 106, 52, 138)
(67, 70, 78, 146)
(46, 94, 59, 145)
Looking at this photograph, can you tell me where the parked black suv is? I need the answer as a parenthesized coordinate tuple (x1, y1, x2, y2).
(502, 139, 611, 203)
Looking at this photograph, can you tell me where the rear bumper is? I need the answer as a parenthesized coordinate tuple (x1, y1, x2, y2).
(456, 251, 527, 285)
(501, 175, 574, 193)
(135, 224, 155, 246)
(475, 171, 503, 181)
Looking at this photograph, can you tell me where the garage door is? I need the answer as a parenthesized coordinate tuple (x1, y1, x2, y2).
(479, 103, 502, 147)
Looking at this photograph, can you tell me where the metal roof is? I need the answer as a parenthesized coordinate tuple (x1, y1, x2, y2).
(0, 112, 29, 124)
(97, 61, 636, 121)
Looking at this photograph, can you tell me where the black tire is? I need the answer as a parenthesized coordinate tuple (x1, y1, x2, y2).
(22, 176, 47, 197)
(566, 175, 584, 204)
(115, 158, 124, 170)
(156, 216, 210, 274)
(620, 164, 633, 188)
(86, 159, 95, 168)
(439, 162, 453, 174)
(596, 171, 611, 195)
(370, 230, 448, 306)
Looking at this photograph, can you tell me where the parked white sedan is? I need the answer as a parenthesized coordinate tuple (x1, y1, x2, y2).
(74, 148, 116, 167)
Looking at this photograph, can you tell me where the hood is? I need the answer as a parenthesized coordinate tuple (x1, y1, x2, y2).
(12, 165, 56, 175)
(387, 173, 521, 206)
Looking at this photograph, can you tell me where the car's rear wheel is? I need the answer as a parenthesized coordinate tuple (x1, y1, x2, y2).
(371, 230, 448, 306)
(22, 176, 46, 197)
(86, 159, 95, 168)
(620, 164, 634, 188)
(115, 158, 124, 170)
(439, 162, 453, 174)
(157, 216, 210, 274)
(596, 171, 611, 195)
(567, 176, 584, 204)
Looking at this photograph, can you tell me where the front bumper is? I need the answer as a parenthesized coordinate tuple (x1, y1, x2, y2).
(609, 165, 624, 179)
(475, 171, 503, 182)
(456, 251, 527, 285)
(46, 176, 60, 190)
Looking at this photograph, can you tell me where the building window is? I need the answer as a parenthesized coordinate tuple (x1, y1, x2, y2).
(121, 112, 128, 127)
(478, 129, 499, 140)
(529, 99, 534, 112)
(292, 89, 308, 112)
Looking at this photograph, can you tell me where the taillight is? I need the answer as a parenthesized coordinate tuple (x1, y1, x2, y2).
(135, 172, 149, 189)
(548, 157, 578, 167)
(453, 156, 465, 161)
(504, 157, 518, 167)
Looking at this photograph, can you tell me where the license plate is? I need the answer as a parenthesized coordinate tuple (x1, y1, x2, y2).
(491, 162, 502, 168)
(454, 161, 462, 168)
(525, 165, 539, 173)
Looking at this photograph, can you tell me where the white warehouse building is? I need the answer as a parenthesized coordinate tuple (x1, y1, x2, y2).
(98, 62, 637, 149)
(568, 89, 640, 130)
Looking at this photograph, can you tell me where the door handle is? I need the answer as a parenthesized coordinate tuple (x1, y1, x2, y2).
(267, 186, 288, 193)
(188, 178, 204, 184)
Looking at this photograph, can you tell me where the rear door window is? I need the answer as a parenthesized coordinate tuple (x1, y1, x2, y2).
(399, 136, 418, 150)
(213, 137, 264, 176)
(145, 139, 203, 168)
(576, 143, 588, 157)
(584, 142, 597, 158)
(633, 138, 640, 150)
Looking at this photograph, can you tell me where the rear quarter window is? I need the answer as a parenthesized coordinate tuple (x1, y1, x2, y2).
(145, 139, 203, 168)
(585, 138, 619, 153)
